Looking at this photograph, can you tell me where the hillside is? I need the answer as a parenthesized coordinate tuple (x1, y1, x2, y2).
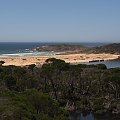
(32, 44, 87, 53)
(31, 43, 120, 55)
(91, 43, 120, 54)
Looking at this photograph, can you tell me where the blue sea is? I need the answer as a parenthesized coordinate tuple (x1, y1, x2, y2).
(0, 42, 59, 56)
(0, 42, 108, 56)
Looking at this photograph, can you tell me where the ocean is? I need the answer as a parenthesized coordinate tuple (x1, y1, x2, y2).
(0, 42, 66, 56)
(0, 42, 108, 56)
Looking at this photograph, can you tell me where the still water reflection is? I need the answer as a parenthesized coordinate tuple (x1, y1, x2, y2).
(81, 60, 120, 69)
(71, 112, 120, 120)
(71, 112, 95, 120)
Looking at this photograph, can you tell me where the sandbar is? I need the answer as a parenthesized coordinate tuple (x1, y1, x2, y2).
(0, 53, 119, 66)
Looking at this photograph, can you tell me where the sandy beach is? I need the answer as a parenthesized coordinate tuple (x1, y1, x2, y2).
(0, 53, 119, 66)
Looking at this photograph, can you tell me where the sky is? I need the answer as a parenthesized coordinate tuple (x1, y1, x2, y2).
(0, 0, 120, 43)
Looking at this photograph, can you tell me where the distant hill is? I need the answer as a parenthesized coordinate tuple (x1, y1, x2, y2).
(32, 44, 87, 52)
(90, 43, 120, 54)
(31, 43, 120, 55)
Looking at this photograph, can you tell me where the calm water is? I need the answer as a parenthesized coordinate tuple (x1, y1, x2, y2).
(71, 112, 120, 120)
(81, 60, 120, 69)
(71, 112, 95, 120)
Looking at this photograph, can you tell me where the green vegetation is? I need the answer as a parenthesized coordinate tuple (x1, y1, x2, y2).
(0, 61, 5, 66)
(90, 43, 120, 54)
(0, 89, 68, 120)
(32, 43, 120, 55)
(0, 58, 120, 119)
(32, 44, 87, 52)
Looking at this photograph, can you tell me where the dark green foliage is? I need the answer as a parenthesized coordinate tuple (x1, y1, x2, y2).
(28, 64, 36, 71)
(0, 89, 68, 120)
(44, 58, 70, 71)
(4, 75, 17, 90)
(92, 43, 120, 54)
(109, 74, 120, 84)
(0, 58, 120, 118)
(96, 64, 107, 69)
(0, 60, 5, 66)
(45, 58, 65, 64)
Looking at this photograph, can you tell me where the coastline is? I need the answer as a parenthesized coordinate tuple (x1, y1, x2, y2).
(0, 53, 119, 66)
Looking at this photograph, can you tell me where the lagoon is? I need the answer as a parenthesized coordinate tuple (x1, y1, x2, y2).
(81, 60, 120, 69)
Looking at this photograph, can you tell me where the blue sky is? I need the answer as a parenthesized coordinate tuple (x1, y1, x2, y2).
(0, 0, 120, 42)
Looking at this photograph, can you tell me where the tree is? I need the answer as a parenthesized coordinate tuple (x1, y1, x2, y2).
(4, 75, 16, 90)
(45, 58, 65, 64)
(28, 64, 36, 72)
(96, 64, 107, 70)
(0, 61, 5, 66)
